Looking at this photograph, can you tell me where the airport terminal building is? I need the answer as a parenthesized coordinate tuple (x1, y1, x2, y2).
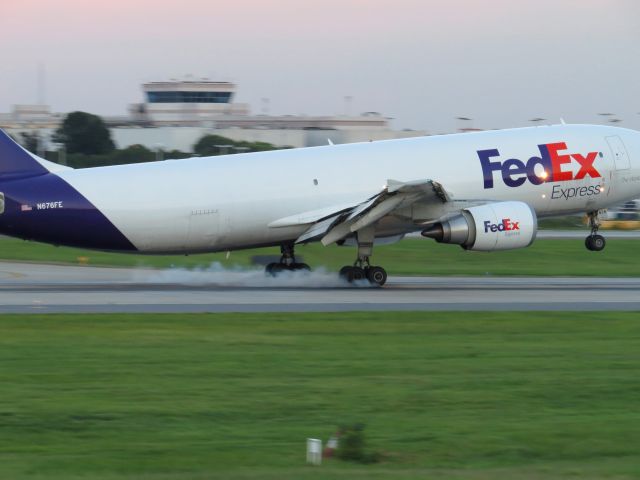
(0, 80, 426, 153)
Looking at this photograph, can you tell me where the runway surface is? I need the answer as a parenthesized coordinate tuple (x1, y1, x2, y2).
(0, 261, 639, 313)
(536, 230, 640, 239)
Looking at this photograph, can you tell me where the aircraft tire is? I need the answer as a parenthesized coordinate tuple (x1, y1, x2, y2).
(591, 234, 606, 251)
(366, 266, 387, 286)
(266, 262, 285, 276)
(350, 267, 366, 282)
(339, 266, 352, 280)
(585, 234, 606, 252)
(339, 266, 367, 283)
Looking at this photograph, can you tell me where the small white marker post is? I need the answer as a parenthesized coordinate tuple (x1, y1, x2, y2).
(306, 438, 322, 465)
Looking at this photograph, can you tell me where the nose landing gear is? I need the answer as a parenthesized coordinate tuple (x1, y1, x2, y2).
(585, 210, 606, 252)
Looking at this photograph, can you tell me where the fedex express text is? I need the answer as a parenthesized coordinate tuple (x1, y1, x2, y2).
(478, 142, 604, 200)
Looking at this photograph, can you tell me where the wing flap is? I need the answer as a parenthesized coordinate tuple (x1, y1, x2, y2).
(296, 214, 342, 244)
(282, 178, 451, 246)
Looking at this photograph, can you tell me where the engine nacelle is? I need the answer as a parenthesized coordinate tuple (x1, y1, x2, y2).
(421, 201, 537, 251)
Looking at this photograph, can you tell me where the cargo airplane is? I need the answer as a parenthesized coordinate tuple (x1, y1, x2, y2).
(0, 124, 638, 286)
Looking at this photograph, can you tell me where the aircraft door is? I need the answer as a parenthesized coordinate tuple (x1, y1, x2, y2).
(605, 135, 636, 201)
(0, 193, 4, 214)
(606, 135, 631, 170)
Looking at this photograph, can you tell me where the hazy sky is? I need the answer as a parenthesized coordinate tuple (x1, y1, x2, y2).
(2, 0, 639, 132)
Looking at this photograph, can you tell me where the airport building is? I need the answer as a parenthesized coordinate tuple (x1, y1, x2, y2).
(0, 79, 427, 152)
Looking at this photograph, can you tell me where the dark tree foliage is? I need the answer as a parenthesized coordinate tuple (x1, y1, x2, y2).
(54, 111, 115, 155)
(193, 134, 281, 157)
(20, 131, 40, 154)
(164, 150, 192, 160)
(111, 144, 155, 165)
(64, 144, 156, 168)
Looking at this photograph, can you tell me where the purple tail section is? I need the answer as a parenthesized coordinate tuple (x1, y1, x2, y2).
(0, 129, 137, 251)
(0, 129, 49, 179)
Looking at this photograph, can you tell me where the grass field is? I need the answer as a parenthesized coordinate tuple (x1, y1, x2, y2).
(1, 235, 640, 276)
(0, 312, 639, 479)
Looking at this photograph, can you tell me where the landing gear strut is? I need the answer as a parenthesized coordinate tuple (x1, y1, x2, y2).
(585, 210, 606, 252)
(338, 227, 388, 287)
(265, 243, 310, 276)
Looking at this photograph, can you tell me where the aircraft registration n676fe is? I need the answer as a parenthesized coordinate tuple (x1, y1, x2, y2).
(0, 124, 638, 286)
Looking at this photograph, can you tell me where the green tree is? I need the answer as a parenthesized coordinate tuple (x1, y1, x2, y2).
(54, 111, 115, 155)
(111, 144, 155, 165)
(193, 134, 281, 157)
(20, 131, 40, 154)
(164, 149, 192, 160)
(193, 134, 238, 157)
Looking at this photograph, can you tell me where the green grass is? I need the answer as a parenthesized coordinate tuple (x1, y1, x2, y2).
(537, 215, 585, 230)
(1, 235, 640, 276)
(0, 312, 639, 479)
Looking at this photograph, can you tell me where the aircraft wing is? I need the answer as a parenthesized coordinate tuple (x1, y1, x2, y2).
(270, 179, 449, 245)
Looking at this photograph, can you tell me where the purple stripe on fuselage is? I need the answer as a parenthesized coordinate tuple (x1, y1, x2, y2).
(0, 173, 136, 251)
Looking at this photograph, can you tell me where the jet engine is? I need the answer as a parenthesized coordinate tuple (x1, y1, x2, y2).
(421, 201, 537, 251)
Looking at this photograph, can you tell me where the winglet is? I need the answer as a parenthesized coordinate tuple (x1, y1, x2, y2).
(327, 138, 334, 146)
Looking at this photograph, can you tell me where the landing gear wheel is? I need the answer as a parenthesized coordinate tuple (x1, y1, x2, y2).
(339, 266, 352, 280)
(350, 267, 366, 282)
(265, 262, 285, 276)
(338, 265, 372, 285)
(265, 243, 312, 276)
(340, 227, 388, 286)
(585, 234, 606, 252)
(366, 266, 387, 286)
(338, 266, 367, 283)
(585, 211, 606, 252)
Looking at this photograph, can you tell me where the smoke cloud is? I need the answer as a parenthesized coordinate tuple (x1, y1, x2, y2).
(131, 262, 368, 288)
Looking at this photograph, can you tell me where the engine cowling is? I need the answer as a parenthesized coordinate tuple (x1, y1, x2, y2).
(421, 201, 537, 251)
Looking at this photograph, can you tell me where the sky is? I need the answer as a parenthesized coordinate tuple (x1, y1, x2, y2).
(1, 0, 639, 133)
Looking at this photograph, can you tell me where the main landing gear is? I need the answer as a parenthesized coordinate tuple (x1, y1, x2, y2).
(266, 229, 389, 287)
(338, 227, 388, 287)
(339, 264, 388, 286)
(265, 243, 310, 275)
(585, 210, 606, 252)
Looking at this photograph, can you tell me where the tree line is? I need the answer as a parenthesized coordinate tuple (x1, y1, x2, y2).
(17, 111, 284, 168)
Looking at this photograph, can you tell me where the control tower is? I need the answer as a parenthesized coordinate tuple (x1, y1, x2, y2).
(129, 79, 250, 125)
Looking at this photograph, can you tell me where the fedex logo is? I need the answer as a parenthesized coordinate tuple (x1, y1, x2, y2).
(479, 142, 600, 189)
(484, 218, 520, 233)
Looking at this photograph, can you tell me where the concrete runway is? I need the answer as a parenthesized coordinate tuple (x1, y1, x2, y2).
(0, 261, 639, 313)
(536, 230, 640, 239)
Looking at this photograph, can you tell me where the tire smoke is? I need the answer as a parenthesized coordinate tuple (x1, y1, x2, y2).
(132, 262, 357, 288)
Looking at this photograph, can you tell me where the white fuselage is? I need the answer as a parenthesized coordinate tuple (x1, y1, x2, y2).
(54, 124, 640, 253)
